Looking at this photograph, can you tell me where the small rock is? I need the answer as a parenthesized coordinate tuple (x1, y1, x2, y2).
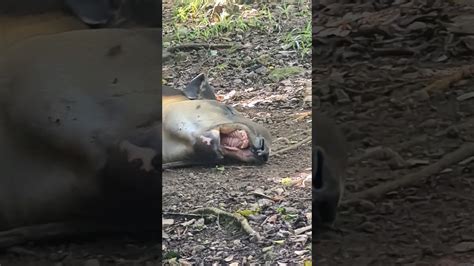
(294, 250, 309, 256)
(294, 225, 312, 235)
(284, 207, 299, 214)
(192, 245, 206, 254)
(262, 246, 275, 261)
(355, 199, 376, 212)
(162, 219, 174, 228)
(181, 219, 196, 227)
(273, 187, 285, 195)
(440, 168, 453, 174)
(459, 156, 474, 166)
(84, 259, 100, 266)
(412, 90, 430, 102)
(452, 241, 474, 253)
(255, 66, 268, 75)
(407, 21, 427, 31)
(457, 91, 474, 101)
(193, 218, 205, 230)
(178, 260, 193, 266)
(419, 118, 438, 128)
(358, 222, 377, 233)
(258, 199, 273, 209)
(406, 159, 430, 167)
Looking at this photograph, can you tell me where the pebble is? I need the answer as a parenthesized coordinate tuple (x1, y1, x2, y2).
(452, 241, 474, 253)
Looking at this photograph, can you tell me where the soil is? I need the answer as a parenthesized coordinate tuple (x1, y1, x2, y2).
(0, 1, 312, 266)
(314, 1, 474, 265)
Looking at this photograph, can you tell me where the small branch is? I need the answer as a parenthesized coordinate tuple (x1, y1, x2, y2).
(272, 135, 312, 156)
(166, 43, 239, 52)
(190, 207, 262, 241)
(0, 222, 160, 249)
(162, 212, 205, 218)
(344, 142, 474, 203)
(404, 65, 474, 100)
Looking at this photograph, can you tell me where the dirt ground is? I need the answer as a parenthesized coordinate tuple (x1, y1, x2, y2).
(314, 1, 474, 265)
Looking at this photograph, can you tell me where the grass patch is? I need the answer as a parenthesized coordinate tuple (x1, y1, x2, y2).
(165, 0, 311, 56)
(283, 19, 312, 58)
(170, 0, 266, 42)
(269, 66, 305, 82)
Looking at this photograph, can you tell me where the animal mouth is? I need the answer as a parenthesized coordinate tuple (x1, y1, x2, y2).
(215, 125, 268, 163)
(220, 128, 250, 151)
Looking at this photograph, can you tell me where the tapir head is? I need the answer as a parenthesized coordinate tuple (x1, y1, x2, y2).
(162, 74, 271, 166)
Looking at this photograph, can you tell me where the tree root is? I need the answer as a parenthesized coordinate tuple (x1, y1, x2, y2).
(167, 207, 262, 241)
(166, 43, 239, 52)
(0, 222, 160, 249)
(344, 142, 474, 204)
(404, 65, 474, 100)
(273, 135, 312, 156)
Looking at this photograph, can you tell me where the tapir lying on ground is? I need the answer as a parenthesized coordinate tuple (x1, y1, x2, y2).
(162, 73, 271, 167)
(313, 115, 348, 226)
(0, 28, 271, 247)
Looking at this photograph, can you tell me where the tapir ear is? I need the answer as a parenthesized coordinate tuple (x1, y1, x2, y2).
(65, 0, 113, 25)
(183, 73, 217, 100)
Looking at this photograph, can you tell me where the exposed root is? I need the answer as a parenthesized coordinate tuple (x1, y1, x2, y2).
(166, 43, 240, 52)
(273, 135, 312, 156)
(0, 222, 160, 249)
(167, 207, 262, 241)
(344, 142, 474, 203)
(405, 65, 474, 100)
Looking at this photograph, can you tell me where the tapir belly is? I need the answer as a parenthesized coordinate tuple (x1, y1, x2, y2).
(0, 117, 100, 231)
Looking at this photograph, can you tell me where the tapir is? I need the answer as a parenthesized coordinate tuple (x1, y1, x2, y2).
(0, 28, 271, 246)
(162, 74, 271, 167)
(313, 114, 348, 225)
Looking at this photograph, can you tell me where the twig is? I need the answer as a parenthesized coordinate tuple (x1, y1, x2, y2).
(166, 43, 240, 52)
(0, 222, 160, 249)
(162, 212, 205, 218)
(190, 207, 262, 241)
(404, 65, 474, 100)
(272, 135, 312, 156)
(344, 142, 474, 203)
